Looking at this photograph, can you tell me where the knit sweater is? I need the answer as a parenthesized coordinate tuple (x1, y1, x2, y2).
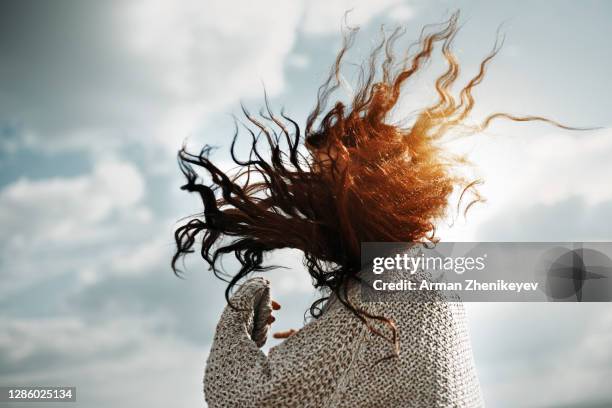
(204, 264, 484, 407)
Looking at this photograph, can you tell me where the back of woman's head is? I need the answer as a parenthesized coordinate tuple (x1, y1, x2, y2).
(172, 11, 575, 338)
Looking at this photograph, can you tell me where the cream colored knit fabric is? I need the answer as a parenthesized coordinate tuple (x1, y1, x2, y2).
(204, 266, 484, 407)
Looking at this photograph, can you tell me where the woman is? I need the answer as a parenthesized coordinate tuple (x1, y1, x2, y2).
(172, 12, 572, 407)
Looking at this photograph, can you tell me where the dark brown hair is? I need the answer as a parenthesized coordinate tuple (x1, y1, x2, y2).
(171, 12, 578, 351)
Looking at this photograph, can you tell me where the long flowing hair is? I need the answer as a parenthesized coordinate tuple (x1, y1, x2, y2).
(171, 12, 578, 352)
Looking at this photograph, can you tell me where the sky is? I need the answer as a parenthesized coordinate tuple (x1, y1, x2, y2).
(0, 0, 611, 407)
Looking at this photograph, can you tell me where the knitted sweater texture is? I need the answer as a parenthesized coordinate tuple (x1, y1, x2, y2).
(204, 266, 484, 407)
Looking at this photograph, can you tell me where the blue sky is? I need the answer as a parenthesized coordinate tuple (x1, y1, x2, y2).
(1, 1, 611, 407)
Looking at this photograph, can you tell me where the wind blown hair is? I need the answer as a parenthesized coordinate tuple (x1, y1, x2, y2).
(171, 12, 577, 351)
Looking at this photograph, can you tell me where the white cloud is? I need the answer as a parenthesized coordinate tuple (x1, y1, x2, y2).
(518, 129, 612, 206)
(0, 159, 146, 245)
(120, 0, 304, 151)
(1, 1, 303, 156)
(0, 158, 160, 296)
(387, 3, 416, 22)
(109, 237, 169, 276)
(287, 53, 311, 69)
(1, 0, 419, 160)
(436, 127, 612, 241)
(265, 249, 313, 295)
(466, 303, 612, 407)
(0, 315, 207, 408)
(0, 316, 147, 361)
(300, 0, 407, 35)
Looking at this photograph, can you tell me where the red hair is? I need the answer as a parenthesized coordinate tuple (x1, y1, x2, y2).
(172, 12, 578, 351)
